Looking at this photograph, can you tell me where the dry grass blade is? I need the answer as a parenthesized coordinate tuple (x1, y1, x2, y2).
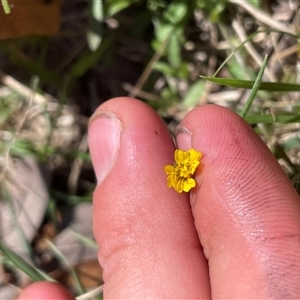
(229, 0, 296, 36)
(68, 133, 89, 194)
(75, 284, 103, 300)
(128, 35, 171, 98)
(232, 19, 275, 81)
(0, 70, 48, 105)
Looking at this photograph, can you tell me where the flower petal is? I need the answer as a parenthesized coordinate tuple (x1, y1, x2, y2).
(174, 149, 189, 164)
(188, 148, 202, 161)
(164, 165, 175, 174)
(174, 177, 183, 193)
(167, 174, 175, 188)
(188, 160, 200, 174)
(182, 178, 196, 192)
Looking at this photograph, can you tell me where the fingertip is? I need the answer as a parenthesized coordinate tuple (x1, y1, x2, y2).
(177, 104, 300, 298)
(89, 97, 148, 126)
(17, 282, 74, 300)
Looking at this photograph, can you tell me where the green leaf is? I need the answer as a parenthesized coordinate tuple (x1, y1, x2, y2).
(227, 60, 255, 80)
(163, 1, 188, 24)
(87, 0, 103, 51)
(107, 0, 137, 16)
(167, 28, 182, 68)
(62, 34, 115, 97)
(69, 37, 114, 79)
(153, 61, 174, 75)
(0, 106, 11, 125)
(1, 0, 11, 14)
(177, 62, 190, 79)
(182, 80, 205, 107)
(201, 76, 300, 91)
(147, 0, 167, 11)
(154, 22, 174, 43)
(282, 136, 300, 150)
(209, 2, 226, 22)
(154, 1, 188, 43)
(196, 0, 226, 22)
(160, 86, 176, 100)
(10, 139, 35, 157)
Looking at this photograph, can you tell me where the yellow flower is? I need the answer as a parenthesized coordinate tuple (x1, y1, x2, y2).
(164, 148, 202, 193)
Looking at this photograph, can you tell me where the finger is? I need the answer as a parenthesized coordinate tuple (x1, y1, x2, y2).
(88, 97, 210, 299)
(17, 282, 74, 300)
(176, 104, 300, 299)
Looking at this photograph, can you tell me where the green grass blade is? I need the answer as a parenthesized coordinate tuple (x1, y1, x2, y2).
(61, 34, 115, 99)
(1, 183, 36, 261)
(200, 77, 300, 91)
(245, 113, 300, 124)
(212, 29, 296, 78)
(46, 240, 85, 295)
(240, 54, 268, 118)
(0, 239, 54, 282)
(70, 231, 98, 250)
(212, 30, 269, 77)
(3, 44, 60, 85)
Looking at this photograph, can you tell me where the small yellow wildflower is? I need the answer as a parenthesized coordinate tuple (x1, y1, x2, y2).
(164, 148, 202, 193)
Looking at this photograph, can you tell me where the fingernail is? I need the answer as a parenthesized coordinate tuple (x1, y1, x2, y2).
(88, 111, 122, 184)
(175, 124, 192, 150)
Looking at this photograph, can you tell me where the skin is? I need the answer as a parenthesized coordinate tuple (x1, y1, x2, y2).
(17, 281, 73, 299)
(17, 97, 300, 299)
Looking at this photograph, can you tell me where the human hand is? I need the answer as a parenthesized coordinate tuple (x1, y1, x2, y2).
(18, 97, 300, 299)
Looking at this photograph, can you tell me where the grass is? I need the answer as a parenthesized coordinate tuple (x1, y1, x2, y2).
(0, 0, 299, 299)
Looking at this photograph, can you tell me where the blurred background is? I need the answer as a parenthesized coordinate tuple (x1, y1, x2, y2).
(0, 0, 299, 299)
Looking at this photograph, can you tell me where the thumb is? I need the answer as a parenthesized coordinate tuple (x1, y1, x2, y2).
(177, 104, 300, 299)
